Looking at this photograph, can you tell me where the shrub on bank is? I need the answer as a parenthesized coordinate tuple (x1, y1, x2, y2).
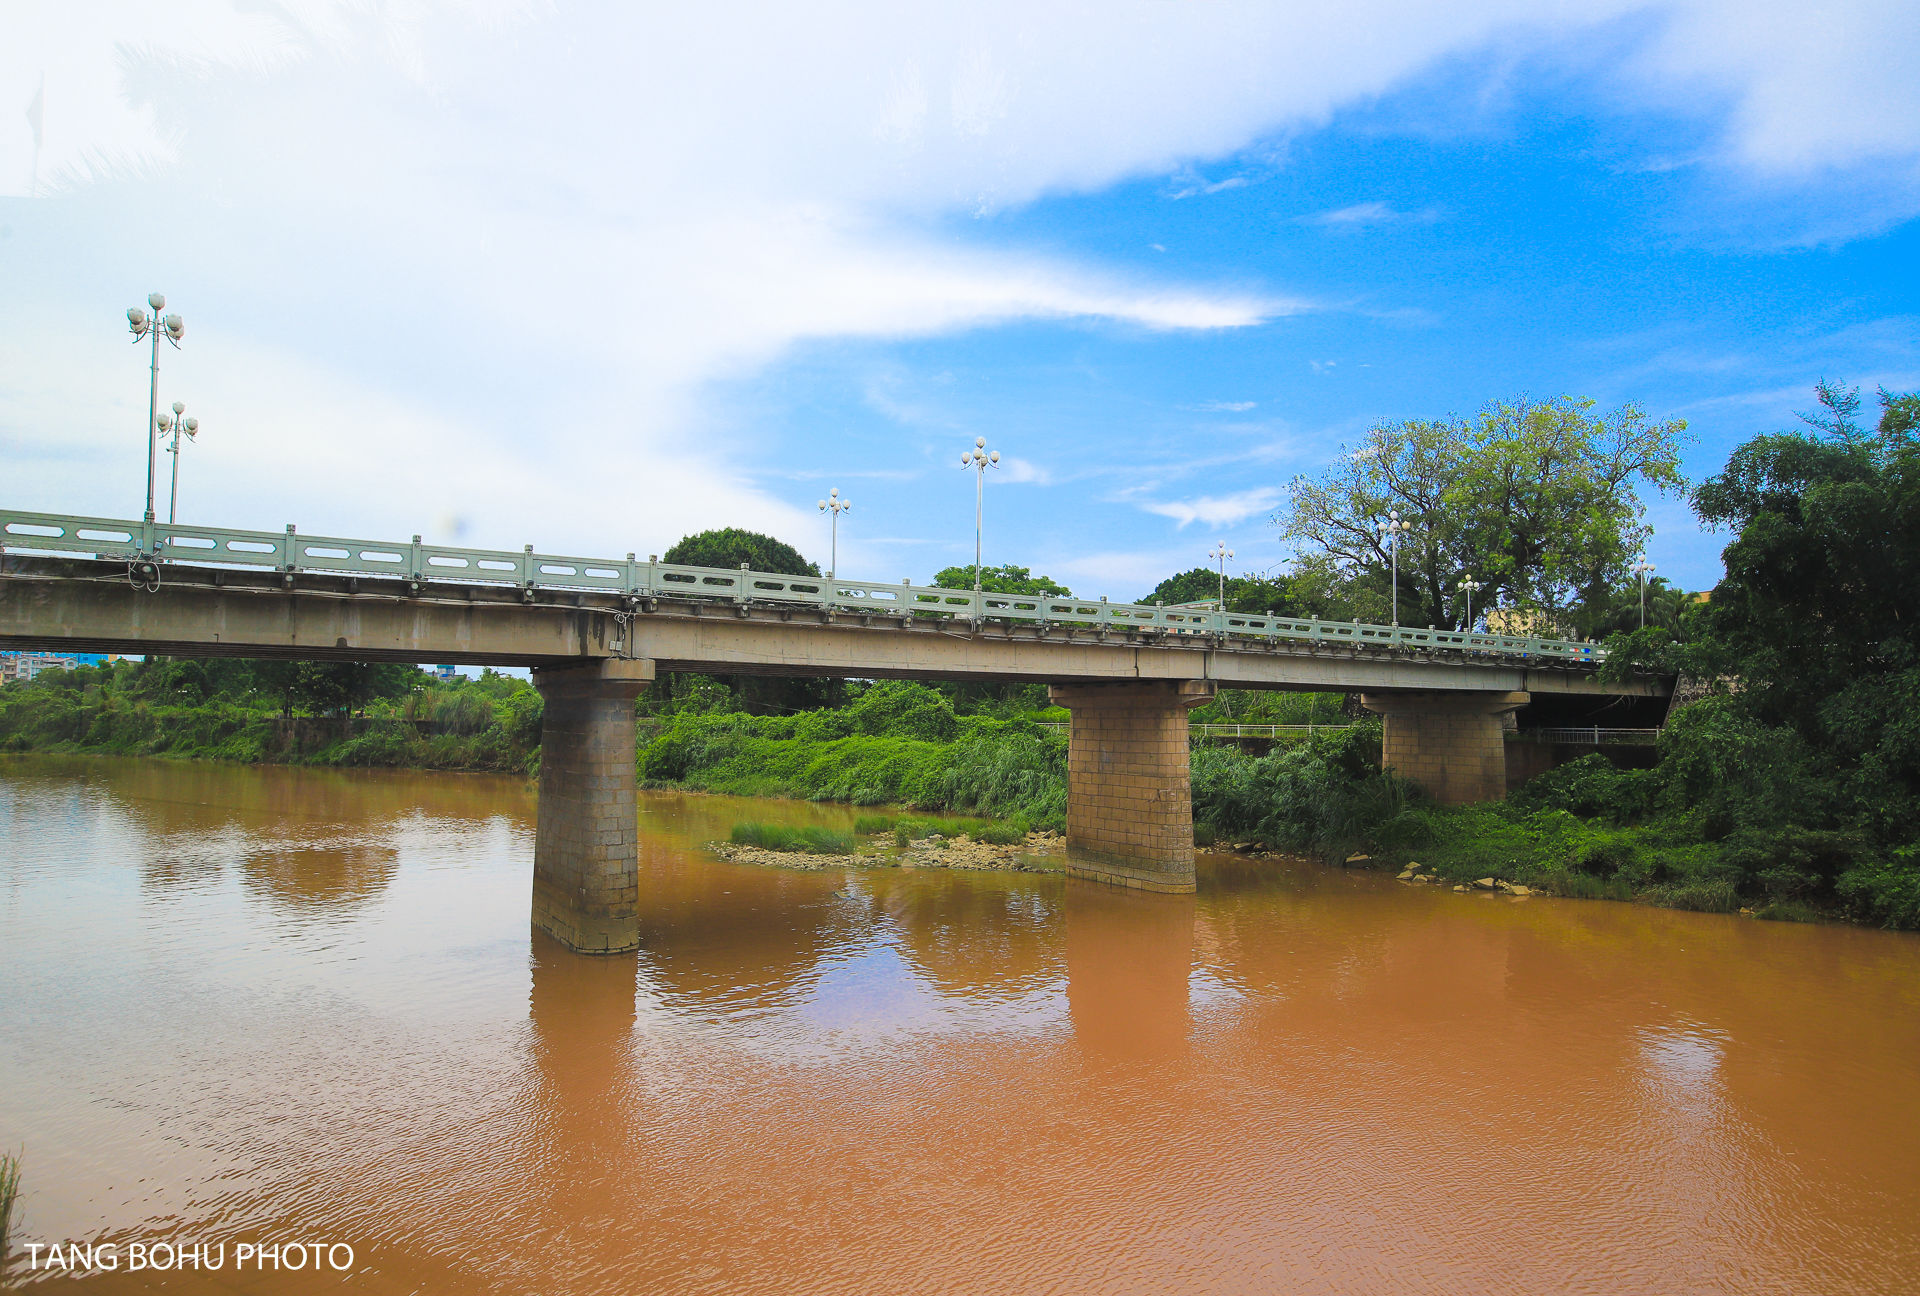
(729, 822, 856, 854)
(638, 695, 1068, 829)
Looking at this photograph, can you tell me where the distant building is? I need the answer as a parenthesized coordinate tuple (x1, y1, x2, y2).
(0, 651, 105, 684)
(431, 664, 460, 683)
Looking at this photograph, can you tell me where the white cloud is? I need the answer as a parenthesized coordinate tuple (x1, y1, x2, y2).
(1299, 201, 1444, 229)
(4, 0, 1918, 565)
(1141, 488, 1283, 529)
(1196, 400, 1258, 412)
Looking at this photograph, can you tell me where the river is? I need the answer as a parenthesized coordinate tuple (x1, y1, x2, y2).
(1, 754, 1917, 1294)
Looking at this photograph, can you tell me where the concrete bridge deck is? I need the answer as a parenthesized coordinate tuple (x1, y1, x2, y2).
(2, 508, 1670, 951)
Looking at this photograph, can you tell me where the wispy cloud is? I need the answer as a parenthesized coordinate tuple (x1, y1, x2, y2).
(1194, 399, 1258, 412)
(1298, 201, 1443, 230)
(1167, 170, 1251, 200)
(1141, 487, 1282, 529)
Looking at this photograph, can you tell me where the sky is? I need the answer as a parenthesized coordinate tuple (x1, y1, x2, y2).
(3, 0, 1917, 603)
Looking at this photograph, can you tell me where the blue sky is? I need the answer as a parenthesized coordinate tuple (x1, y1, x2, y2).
(4, 2, 1917, 603)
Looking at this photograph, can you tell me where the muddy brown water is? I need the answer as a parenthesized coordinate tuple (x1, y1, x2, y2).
(2, 754, 1918, 1294)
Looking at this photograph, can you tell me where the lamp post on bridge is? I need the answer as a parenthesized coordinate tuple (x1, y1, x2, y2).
(1375, 509, 1414, 625)
(1456, 576, 1483, 632)
(126, 292, 184, 530)
(1209, 540, 1234, 608)
(159, 401, 200, 526)
(817, 487, 850, 576)
(959, 436, 1000, 593)
(1632, 558, 1656, 629)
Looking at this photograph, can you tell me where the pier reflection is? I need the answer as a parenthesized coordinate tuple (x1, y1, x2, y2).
(1065, 879, 1196, 1059)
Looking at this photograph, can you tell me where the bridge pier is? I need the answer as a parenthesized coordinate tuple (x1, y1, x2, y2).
(1049, 680, 1214, 894)
(530, 658, 655, 954)
(1361, 690, 1529, 805)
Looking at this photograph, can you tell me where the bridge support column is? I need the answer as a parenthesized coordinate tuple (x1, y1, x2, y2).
(531, 658, 655, 954)
(1360, 690, 1528, 805)
(1049, 680, 1214, 894)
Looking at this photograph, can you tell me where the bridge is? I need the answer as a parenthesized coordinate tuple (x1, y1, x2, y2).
(0, 508, 1668, 952)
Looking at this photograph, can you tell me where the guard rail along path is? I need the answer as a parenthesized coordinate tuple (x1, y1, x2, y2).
(0, 507, 1669, 951)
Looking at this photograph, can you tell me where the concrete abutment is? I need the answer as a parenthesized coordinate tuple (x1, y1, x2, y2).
(1049, 680, 1214, 894)
(531, 658, 655, 954)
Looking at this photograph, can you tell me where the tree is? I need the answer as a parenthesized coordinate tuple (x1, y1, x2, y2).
(291, 662, 418, 717)
(930, 564, 1071, 596)
(663, 528, 817, 576)
(1598, 383, 1920, 924)
(1689, 382, 1919, 731)
(1277, 396, 1689, 629)
(657, 529, 831, 714)
(1140, 567, 1298, 615)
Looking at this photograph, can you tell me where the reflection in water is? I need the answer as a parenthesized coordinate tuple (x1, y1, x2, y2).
(1065, 880, 1195, 1059)
(3, 755, 1920, 1295)
(239, 840, 400, 911)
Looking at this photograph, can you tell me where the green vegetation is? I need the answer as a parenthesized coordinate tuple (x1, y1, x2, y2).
(1241, 383, 1920, 928)
(929, 563, 1071, 595)
(0, 1149, 19, 1258)
(729, 822, 856, 854)
(663, 527, 817, 577)
(1280, 394, 1689, 632)
(1140, 567, 1299, 615)
(640, 680, 1069, 829)
(0, 659, 542, 772)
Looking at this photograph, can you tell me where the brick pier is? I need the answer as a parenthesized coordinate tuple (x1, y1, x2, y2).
(1049, 680, 1214, 893)
(1360, 689, 1529, 805)
(530, 658, 655, 953)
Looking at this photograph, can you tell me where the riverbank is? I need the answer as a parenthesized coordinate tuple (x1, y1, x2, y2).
(6, 667, 1912, 928)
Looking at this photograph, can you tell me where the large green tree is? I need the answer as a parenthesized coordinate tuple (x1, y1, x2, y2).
(1277, 396, 1689, 629)
(931, 564, 1071, 596)
(1140, 567, 1298, 615)
(1599, 383, 1920, 923)
(655, 529, 835, 715)
(663, 528, 817, 575)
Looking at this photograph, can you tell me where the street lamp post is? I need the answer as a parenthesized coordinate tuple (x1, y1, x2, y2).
(1209, 541, 1235, 608)
(126, 292, 185, 529)
(817, 487, 850, 576)
(1375, 509, 1414, 625)
(1456, 576, 1483, 632)
(1632, 558, 1656, 629)
(159, 401, 200, 525)
(959, 437, 1000, 592)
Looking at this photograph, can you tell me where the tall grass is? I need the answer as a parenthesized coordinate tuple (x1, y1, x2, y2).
(0, 1149, 20, 1259)
(729, 822, 856, 854)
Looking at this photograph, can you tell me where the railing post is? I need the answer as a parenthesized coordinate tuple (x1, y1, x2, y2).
(409, 534, 423, 583)
(737, 563, 750, 606)
(281, 524, 297, 573)
(521, 544, 534, 593)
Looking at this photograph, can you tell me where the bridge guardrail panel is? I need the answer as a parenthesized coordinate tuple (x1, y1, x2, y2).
(0, 507, 1610, 663)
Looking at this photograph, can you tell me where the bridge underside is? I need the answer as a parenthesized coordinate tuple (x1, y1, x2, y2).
(1, 557, 1669, 950)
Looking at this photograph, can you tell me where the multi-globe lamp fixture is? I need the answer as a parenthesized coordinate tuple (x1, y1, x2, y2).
(126, 292, 185, 529)
(959, 437, 1000, 593)
(817, 487, 850, 576)
(1376, 509, 1415, 626)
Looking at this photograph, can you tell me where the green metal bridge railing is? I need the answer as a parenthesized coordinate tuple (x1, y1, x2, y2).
(0, 508, 1606, 664)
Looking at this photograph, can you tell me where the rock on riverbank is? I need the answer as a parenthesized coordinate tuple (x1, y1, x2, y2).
(707, 830, 1066, 874)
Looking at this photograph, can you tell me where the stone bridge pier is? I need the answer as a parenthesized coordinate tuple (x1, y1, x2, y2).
(1361, 689, 1529, 805)
(1049, 680, 1214, 894)
(530, 658, 655, 954)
